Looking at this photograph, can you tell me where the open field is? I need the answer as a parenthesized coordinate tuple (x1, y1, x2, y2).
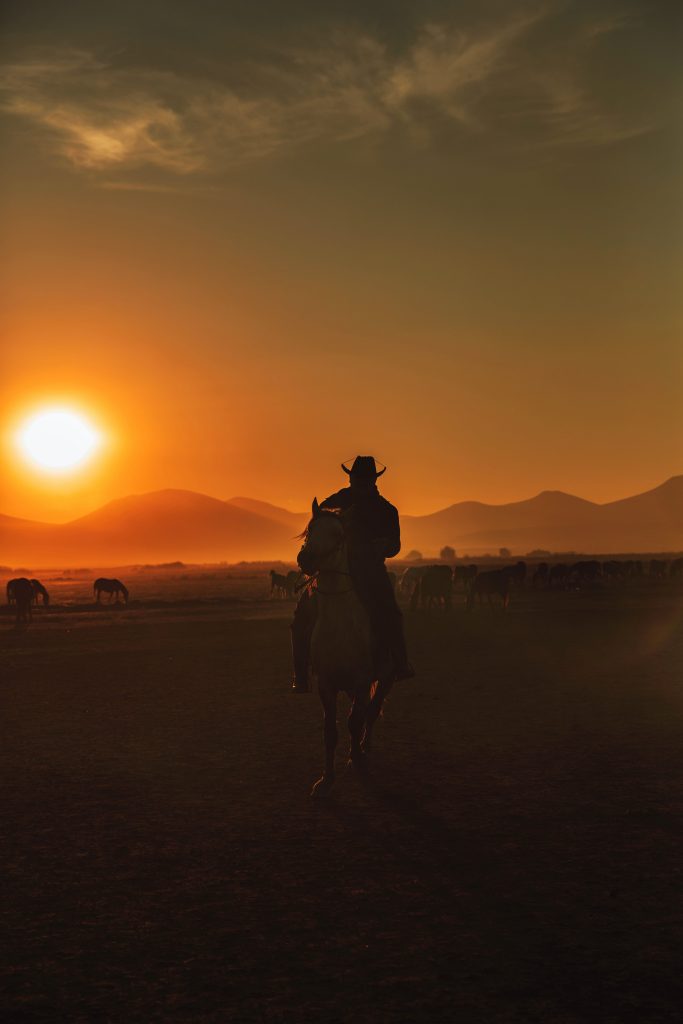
(2, 572, 683, 1022)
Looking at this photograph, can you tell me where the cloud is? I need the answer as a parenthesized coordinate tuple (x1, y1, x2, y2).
(0, 9, 656, 179)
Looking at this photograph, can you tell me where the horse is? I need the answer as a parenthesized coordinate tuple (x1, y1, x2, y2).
(285, 570, 303, 597)
(532, 562, 549, 587)
(7, 578, 35, 625)
(410, 564, 452, 611)
(503, 561, 527, 588)
(94, 578, 129, 604)
(466, 569, 510, 610)
(570, 560, 601, 586)
(649, 559, 668, 579)
(549, 563, 570, 589)
(269, 570, 289, 598)
(454, 564, 478, 593)
(297, 499, 394, 797)
(398, 565, 426, 598)
(30, 579, 50, 606)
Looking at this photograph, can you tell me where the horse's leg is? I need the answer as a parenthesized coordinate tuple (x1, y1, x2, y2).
(363, 676, 393, 755)
(311, 687, 337, 797)
(348, 690, 370, 770)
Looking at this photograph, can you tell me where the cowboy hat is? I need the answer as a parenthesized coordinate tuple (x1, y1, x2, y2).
(341, 455, 386, 478)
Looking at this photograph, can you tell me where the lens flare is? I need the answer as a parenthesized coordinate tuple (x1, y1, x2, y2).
(17, 408, 101, 472)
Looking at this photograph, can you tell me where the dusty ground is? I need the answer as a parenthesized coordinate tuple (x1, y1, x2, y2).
(1, 571, 682, 1022)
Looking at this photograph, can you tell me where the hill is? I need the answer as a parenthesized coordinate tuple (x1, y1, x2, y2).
(226, 497, 307, 532)
(1, 477, 681, 567)
(401, 476, 683, 555)
(0, 490, 298, 567)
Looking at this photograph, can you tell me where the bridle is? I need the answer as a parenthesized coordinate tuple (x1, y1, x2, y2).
(300, 519, 354, 596)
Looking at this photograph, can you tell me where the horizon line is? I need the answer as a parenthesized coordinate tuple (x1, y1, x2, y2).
(2, 473, 681, 528)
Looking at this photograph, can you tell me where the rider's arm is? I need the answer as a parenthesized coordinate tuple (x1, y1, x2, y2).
(381, 505, 401, 559)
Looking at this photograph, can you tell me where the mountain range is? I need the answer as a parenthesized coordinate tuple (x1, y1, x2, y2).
(1, 476, 681, 568)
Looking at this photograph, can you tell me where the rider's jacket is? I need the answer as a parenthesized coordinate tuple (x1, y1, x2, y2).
(320, 486, 401, 567)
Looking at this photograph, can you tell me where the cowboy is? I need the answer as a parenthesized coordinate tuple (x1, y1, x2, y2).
(291, 455, 414, 693)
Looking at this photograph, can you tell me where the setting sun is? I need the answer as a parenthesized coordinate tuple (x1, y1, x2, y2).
(17, 408, 101, 473)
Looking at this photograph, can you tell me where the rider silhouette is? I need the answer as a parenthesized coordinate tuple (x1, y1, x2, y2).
(291, 455, 414, 693)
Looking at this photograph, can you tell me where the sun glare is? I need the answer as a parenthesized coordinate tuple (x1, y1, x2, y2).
(17, 408, 101, 473)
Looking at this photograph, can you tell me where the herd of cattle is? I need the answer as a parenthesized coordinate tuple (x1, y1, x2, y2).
(6, 576, 129, 624)
(396, 557, 683, 610)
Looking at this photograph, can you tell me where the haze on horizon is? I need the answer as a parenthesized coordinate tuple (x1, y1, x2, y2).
(1, 0, 681, 523)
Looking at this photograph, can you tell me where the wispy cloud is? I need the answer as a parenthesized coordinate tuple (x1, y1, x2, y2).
(0, 8, 655, 181)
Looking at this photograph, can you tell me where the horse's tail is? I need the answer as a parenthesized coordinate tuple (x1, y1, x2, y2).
(120, 583, 129, 603)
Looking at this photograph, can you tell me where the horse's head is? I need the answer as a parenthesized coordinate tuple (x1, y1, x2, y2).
(297, 498, 347, 575)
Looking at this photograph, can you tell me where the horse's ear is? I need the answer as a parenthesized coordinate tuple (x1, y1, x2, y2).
(312, 497, 320, 518)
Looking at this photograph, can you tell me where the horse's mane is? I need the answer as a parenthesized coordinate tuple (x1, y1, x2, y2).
(296, 507, 343, 541)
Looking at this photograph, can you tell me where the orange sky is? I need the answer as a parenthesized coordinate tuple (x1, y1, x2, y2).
(1, 1, 681, 522)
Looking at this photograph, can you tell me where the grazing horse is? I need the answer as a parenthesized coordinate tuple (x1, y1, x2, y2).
(297, 499, 394, 797)
(269, 570, 289, 598)
(30, 579, 50, 606)
(467, 570, 510, 610)
(410, 564, 452, 611)
(504, 561, 527, 588)
(94, 578, 129, 604)
(532, 562, 549, 587)
(549, 563, 570, 589)
(398, 565, 426, 598)
(602, 560, 624, 583)
(571, 561, 601, 586)
(7, 578, 35, 625)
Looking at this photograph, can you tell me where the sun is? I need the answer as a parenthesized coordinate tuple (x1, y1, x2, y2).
(17, 407, 102, 473)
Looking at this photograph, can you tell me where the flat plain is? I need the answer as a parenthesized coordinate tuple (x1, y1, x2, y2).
(1, 568, 682, 1023)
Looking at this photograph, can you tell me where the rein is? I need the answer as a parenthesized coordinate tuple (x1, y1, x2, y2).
(297, 568, 354, 596)
(299, 524, 354, 595)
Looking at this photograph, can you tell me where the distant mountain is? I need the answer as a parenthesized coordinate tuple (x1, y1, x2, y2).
(0, 489, 300, 567)
(401, 476, 683, 555)
(1, 477, 681, 568)
(226, 496, 306, 532)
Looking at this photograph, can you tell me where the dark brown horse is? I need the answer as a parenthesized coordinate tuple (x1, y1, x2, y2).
(7, 578, 35, 625)
(30, 579, 50, 605)
(467, 569, 510, 610)
(94, 578, 129, 604)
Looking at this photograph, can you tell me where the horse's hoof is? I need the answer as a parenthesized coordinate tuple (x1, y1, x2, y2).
(310, 776, 334, 798)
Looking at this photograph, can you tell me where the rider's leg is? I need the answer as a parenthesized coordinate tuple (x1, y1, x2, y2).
(359, 568, 415, 682)
(290, 589, 317, 692)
